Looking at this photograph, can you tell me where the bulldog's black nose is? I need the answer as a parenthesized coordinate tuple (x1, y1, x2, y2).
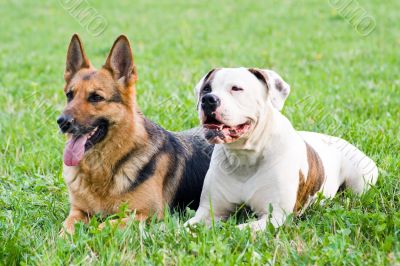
(201, 94, 221, 113)
(57, 114, 74, 133)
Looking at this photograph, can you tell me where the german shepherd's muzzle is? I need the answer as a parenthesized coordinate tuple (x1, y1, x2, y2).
(57, 114, 109, 166)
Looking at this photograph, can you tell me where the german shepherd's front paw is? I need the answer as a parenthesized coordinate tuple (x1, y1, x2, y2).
(59, 221, 75, 237)
(60, 209, 89, 237)
(98, 217, 131, 231)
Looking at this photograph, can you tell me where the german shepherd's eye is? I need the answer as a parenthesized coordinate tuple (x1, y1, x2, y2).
(203, 84, 212, 93)
(88, 93, 105, 103)
(66, 91, 73, 102)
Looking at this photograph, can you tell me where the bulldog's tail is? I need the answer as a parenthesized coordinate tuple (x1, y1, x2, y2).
(327, 136, 378, 194)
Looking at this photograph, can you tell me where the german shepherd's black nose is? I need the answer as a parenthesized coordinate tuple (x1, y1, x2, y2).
(57, 114, 74, 133)
(201, 94, 221, 115)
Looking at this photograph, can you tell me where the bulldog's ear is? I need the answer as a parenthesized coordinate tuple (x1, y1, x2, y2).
(104, 35, 137, 86)
(248, 68, 290, 111)
(194, 68, 218, 110)
(65, 34, 91, 82)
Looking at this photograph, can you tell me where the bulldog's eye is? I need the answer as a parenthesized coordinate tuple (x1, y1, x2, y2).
(203, 85, 212, 93)
(232, 86, 243, 92)
(88, 93, 105, 103)
(66, 91, 74, 102)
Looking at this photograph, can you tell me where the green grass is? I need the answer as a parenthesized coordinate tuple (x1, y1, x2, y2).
(0, 0, 399, 264)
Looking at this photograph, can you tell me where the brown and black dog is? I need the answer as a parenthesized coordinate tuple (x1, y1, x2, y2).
(57, 34, 213, 234)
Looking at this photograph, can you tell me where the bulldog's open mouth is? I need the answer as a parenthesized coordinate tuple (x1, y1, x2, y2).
(63, 120, 108, 166)
(202, 115, 251, 144)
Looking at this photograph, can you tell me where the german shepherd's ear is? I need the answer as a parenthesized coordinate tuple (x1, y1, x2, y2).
(104, 35, 137, 86)
(65, 34, 91, 83)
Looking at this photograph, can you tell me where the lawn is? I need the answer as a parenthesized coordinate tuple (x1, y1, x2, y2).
(0, 0, 399, 265)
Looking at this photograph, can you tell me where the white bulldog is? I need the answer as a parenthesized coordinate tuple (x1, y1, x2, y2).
(186, 67, 378, 231)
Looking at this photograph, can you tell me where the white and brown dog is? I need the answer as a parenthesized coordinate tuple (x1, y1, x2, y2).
(186, 67, 378, 231)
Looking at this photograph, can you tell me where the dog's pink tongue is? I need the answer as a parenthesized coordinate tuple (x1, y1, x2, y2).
(63, 135, 88, 166)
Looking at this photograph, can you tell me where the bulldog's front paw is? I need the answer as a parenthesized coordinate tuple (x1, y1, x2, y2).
(184, 217, 201, 228)
(237, 217, 268, 232)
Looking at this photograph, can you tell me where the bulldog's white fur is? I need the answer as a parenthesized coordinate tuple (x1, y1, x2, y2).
(186, 67, 378, 231)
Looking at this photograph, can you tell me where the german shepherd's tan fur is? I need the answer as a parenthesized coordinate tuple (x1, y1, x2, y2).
(59, 35, 212, 234)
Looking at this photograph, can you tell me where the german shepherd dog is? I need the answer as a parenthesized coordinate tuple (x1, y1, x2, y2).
(57, 34, 213, 234)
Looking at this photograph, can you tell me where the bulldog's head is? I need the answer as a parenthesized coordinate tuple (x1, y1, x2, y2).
(195, 67, 290, 144)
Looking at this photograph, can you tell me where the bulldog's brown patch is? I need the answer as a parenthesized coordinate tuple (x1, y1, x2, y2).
(294, 142, 325, 213)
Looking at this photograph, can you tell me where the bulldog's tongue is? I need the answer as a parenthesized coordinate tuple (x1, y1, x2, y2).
(63, 135, 88, 166)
